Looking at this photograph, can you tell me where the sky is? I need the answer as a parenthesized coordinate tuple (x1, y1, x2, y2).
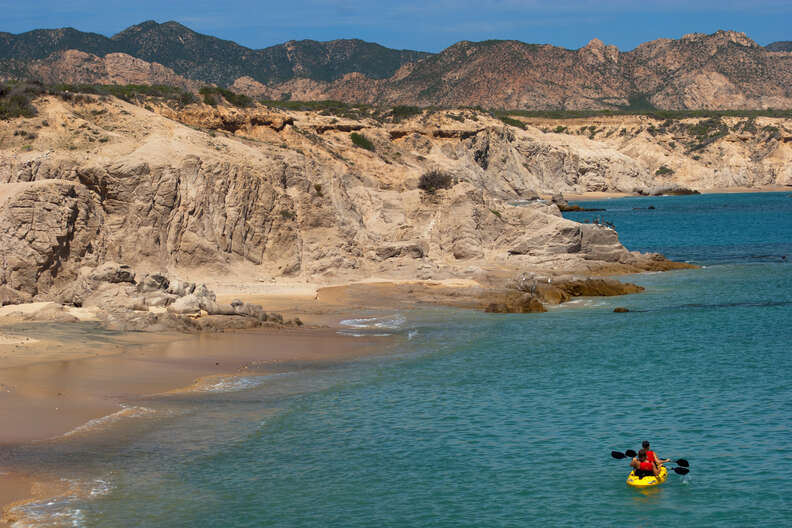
(0, 0, 789, 52)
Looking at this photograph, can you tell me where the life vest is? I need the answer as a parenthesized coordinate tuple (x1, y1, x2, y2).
(647, 450, 657, 462)
(638, 460, 654, 471)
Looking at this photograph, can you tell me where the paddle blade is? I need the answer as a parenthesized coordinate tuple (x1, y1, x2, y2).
(676, 459, 689, 468)
(672, 467, 690, 475)
(625, 449, 637, 458)
(611, 451, 626, 459)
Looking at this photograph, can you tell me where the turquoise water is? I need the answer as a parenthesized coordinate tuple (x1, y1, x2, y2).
(11, 193, 792, 526)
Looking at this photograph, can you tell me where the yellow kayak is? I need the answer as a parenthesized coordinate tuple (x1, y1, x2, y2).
(627, 466, 668, 487)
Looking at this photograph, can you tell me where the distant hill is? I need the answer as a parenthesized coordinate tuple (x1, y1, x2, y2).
(0, 20, 431, 86)
(1, 22, 792, 110)
(257, 31, 792, 111)
(766, 41, 792, 52)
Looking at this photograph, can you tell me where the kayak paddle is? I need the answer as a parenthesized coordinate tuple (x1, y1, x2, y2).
(611, 451, 689, 467)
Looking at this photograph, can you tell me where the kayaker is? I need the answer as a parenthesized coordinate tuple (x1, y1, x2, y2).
(642, 440, 670, 469)
(630, 449, 658, 478)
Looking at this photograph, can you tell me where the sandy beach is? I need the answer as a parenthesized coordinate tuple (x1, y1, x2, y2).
(0, 292, 398, 525)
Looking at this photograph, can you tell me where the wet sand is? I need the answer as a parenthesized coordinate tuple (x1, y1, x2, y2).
(0, 319, 391, 523)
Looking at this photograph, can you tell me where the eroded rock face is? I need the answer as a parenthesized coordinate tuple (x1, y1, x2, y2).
(0, 180, 104, 296)
(0, 96, 694, 299)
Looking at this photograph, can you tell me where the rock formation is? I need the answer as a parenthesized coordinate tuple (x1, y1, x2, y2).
(0, 94, 706, 313)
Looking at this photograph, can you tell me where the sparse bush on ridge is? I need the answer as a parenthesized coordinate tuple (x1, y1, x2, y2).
(418, 169, 453, 194)
(350, 132, 375, 151)
(655, 165, 674, 176)
(0, 81, 42, 119)
(389, 105, 422, 122)
(498, 115, 526, 129)
(200, 86, 253, 108)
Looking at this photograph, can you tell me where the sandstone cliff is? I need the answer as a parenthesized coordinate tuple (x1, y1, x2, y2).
(0, 95, 689, 299)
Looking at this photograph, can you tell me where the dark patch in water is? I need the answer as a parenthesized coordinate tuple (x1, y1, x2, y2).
(631, 300, 792, 313)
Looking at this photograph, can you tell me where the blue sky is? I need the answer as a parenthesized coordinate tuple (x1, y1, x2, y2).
(1, 0, 789, 52)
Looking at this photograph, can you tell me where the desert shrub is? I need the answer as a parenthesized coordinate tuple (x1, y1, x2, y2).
(179, 91, 199, 106)
(350, 132, 375, 151)
(389, 105, 422, 122)
(418, 169, 453, 194)
(498, 116, 526, 129)
(0, 82, 41, 119)
(655, 165, 674, 176)
(219, 88, 253, 108)
(199, 86, 253, 108)
(260, 99, 373, 120)
(199, 87, 219, 106)
(280, 209, 296, 220)
(49, 83, 196, 107)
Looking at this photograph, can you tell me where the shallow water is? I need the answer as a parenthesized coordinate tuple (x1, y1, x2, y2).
(8, 193, 792, 526)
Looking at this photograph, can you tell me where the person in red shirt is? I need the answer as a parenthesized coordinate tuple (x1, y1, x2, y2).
(630, 449, 658, 478)
(642, 440, 670, 471)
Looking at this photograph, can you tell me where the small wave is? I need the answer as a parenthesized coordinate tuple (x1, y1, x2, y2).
(192, 374, 280, 393)
(8, 477, 113, 528)
(336, 331, 392, 338)
(339, 313, 407, 330)
(338, 316, 379, 328)
(407, 330, 418, 340)
(59, 406, 157, 438)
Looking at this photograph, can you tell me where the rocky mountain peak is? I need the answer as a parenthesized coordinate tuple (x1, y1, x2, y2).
(681, 29, 758, 48)
(584, 38, 605, 49)
(111, 20, 161, 39)
(580, 38, 619, 63)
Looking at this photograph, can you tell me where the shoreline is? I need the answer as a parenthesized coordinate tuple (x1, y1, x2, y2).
(557, 185, 791, 202)
(0, 320, 396, 524)
(0, 185, 755, 521)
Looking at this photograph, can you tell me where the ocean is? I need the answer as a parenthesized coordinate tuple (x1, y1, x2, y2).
(8, 192, 792, 527)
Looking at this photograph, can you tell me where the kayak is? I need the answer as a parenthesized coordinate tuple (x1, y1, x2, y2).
(627, 466, 668, 488)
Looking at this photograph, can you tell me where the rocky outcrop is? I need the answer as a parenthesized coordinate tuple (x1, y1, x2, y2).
(0, 180, 104, 297)
(15, 262, 302, 332)
(0, 96, 698, 304)
(26, 50, 202, 91)
(481, 275, 644, 314)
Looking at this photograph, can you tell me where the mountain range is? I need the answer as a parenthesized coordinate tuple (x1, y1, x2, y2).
(1, 21, 792, 110)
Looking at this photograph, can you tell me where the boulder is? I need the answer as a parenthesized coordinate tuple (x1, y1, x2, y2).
(233, 302, 268, 321)
(167, 294, 201, 314)
(376, 242, 426, 260)
(484, 293, 547, 313)
(0, 285, 33, 306)
(555, 277, 643, 297)
(90, 262, 136, 284)
(145, 293, 178, 307)
(166, 279, 196, 297)
(138, 273, 170, 293)
(203, 301, 237, 316)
